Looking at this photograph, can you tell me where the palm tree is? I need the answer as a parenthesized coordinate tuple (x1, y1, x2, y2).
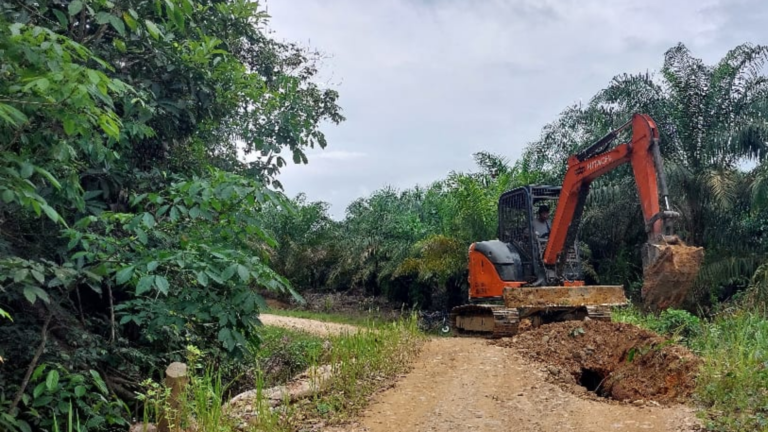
(592, 43, 768, 244)
(261, 193, 344, 291)
(522, 43, 768, 305)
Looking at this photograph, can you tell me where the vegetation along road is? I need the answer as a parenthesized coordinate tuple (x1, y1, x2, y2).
(263, 314, 701, 432)
(4, 0, 768, 429)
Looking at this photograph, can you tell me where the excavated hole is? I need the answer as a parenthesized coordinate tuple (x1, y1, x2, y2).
(493, 321, 702, 404)
(578, 368, 609, 397)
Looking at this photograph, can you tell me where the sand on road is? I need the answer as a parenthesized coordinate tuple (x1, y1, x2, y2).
(258, 314, 358, 337)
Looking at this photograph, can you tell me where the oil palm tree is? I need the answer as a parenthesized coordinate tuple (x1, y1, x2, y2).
(522, 43, 768, 305)
(592, 43, 768, 244)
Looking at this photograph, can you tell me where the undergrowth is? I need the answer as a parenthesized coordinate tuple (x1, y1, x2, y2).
(254, 326, 326, 387)
(132, 313, 423, 432)
(614, 306, 768, 432)
(314, 314, 423, 421)
(248, 313, 423, 430)
(612, 306, 703, 345)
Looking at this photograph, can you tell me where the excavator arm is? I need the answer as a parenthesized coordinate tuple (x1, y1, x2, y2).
(544, 114, 667, 267)
(543, 113, 703, 310)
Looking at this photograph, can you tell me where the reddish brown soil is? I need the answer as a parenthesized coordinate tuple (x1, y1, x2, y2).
(493, 320, 700, 404)
(642, 244, 704, 311)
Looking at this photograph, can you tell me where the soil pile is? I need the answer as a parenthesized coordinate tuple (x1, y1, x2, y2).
(493, 320, 700, 404)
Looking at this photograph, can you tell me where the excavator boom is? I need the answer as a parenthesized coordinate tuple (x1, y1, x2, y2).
(543, 114, 703, 310)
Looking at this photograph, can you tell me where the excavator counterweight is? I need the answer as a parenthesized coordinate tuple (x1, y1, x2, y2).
(450, 114, 704, 337)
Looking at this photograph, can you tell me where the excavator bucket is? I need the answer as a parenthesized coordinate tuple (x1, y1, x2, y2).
(641, 241, 704, 312)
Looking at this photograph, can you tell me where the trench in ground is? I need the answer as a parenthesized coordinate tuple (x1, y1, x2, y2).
(494, 320, 701, 403)
(578, 368, 610, 397)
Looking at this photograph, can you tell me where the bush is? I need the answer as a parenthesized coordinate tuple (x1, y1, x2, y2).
(613, 307, 702, 345)
(655, 309, 702, 340)
(1, 365, 128, 432)
(694, 310, 768, 431)
(254, 327, 325, 387)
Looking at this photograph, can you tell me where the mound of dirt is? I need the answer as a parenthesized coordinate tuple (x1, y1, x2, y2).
(493, 320, 700, 404)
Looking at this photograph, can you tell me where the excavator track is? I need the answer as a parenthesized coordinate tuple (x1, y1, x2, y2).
(449, 304, 520, 338)
(449, 297, 618, 338)
(585, 305, 612, 321)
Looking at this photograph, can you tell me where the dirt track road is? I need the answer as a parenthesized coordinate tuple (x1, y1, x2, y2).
(259, 314, 358, 336)
(261, 315, 702, 432)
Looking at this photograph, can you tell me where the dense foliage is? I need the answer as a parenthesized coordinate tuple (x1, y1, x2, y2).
(0, 0, 342, 430)
(262, 151, 544, 309)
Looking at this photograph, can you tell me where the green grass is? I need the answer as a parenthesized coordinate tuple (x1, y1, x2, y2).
(133, 314, 424, 432)
(613, 306, 768, 431)
(694, 310, 768, 432)
(253, 326, 326, 387)
(265, 307, 396, 327)
(296, 314, 424, 426)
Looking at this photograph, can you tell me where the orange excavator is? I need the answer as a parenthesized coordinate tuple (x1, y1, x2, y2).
(449, 114, 704, 337)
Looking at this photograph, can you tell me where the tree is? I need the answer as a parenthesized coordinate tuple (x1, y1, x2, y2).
(522, 42, 768, 304)
(261, 193, 343, 291)
(0, 0, 343, 428)
(593, 43, 768, 244)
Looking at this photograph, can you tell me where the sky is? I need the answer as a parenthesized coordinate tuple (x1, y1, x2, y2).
(261, 0, 768, 219)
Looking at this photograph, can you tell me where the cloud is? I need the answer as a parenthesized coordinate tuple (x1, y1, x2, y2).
(311, 150, 366, 161)
(263, 0, 768, 219)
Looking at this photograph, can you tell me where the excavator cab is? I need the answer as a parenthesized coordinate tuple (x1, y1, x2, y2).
(498, 185, 583, 285)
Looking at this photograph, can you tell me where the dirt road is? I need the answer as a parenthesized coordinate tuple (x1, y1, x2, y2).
(260, 315, 701, 432)
(259, 314, 358, 337)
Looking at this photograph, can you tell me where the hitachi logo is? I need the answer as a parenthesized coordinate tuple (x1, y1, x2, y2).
(587, 155, 612, 171)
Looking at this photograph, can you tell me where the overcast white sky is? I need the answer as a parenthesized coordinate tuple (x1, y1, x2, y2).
(262, 0, 768, 219)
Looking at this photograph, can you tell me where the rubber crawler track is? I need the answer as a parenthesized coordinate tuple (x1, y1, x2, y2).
(450, 304, 613, 338)
(449, 304, 520, 338)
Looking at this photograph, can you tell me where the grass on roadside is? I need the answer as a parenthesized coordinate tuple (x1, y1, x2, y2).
(133, 313, 424, 432)
(253, 326, 326, 387)
(613, 306, 768, 432)
(255, 314, 424, 430)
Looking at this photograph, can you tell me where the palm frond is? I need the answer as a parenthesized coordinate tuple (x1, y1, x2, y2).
(729, 120, 768, 163)
(703, 168, 738, 209)
(751, 162, 768, 209)
(696, 255, 764, 292)
(393, 234, 465, 285)
(473, 151, 511, 177)
(746, 262, 768, 306)
(592, 71, 666, 117)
